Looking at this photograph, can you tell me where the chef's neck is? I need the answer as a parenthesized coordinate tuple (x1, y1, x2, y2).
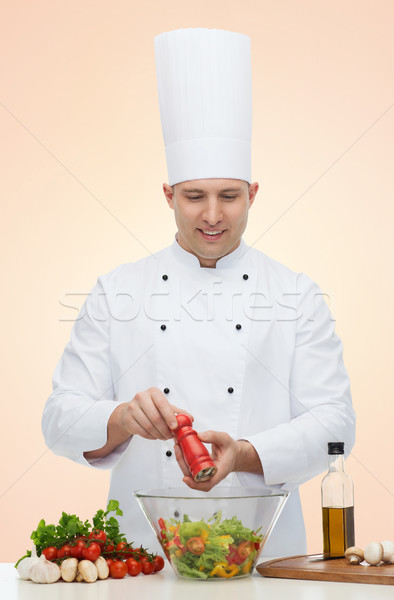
(175, 232, 241, 268)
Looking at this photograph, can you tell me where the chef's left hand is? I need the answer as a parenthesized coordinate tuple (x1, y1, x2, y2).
(174, 430, 262, 492)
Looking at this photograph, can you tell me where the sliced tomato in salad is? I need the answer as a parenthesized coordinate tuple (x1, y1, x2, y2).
(186, 537, 205, 555)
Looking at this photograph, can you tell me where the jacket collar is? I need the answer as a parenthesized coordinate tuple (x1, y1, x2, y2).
(171, 232, 249, 269)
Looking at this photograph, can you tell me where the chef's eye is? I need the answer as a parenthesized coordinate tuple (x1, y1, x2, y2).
(185, 194, 237, 200)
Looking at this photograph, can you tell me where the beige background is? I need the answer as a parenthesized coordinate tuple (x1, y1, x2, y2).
(1, 0, 393, 562)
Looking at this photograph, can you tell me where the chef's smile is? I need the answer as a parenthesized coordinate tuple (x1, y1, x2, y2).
(197, 228, 226, 241)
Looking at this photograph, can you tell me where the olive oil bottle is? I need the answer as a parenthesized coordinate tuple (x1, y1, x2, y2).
(321, 442, 355, 557)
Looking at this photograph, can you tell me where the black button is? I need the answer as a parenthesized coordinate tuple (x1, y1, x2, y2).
(236, 324, 242, 330)
(161, 324, 167, 331)
(162, 274, 168, 281)
(166, 450, 172, 457)
(174, 510, 180, 518)
(228, 387, 234, 394)
(243, 274, 249, 280)
(163, 387, 170, 394)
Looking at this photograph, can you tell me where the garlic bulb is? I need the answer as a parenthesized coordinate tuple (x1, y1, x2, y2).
(29, 554, 61, 584)
(17, 546, 39, 580)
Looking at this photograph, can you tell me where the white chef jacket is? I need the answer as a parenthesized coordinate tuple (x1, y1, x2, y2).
(42, 235, 355, 557)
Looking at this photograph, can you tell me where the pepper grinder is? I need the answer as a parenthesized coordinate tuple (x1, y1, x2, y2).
(175, 414, 217, 482)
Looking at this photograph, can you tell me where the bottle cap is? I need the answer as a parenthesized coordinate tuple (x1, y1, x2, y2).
(328, 442, 345, 455)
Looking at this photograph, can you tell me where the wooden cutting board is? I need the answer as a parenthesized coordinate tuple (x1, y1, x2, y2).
(256, 554, 394, 585)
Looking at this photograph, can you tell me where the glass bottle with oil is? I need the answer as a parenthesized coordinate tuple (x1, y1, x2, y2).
(321, 442, 354, 557)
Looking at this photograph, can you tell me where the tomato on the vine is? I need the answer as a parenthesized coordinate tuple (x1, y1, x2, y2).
(57, 544, 72, 558)
(89, 529, 106, 545)
(105, 541, 115, 553)
(141, 560, 155, 575)
(126, 557, 142, 577)
(116, 542, 127, 552)
(153, 555, 165, 572)
(105, 558, 114, 569)
(109, 560, 128, 579)
(82, 542, 101, 562)
(116, 541, 133, 558)
(70, 540, 86, 560)
(42, 547, 58, 561)
(132, 547, 145, 560)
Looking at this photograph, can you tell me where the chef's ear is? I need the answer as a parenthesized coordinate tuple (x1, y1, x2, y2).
(163, 183, 175, 209)
(248, 181, 259, 208)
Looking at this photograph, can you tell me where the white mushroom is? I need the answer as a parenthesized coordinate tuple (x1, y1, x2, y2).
(345, 546, 364, 564)
(60, 557, 78, 582)
(77, 560, 98, 583)
(364, 542, 383, 566)
(381, 541, 394, 563)
(94, 556, 109, 579)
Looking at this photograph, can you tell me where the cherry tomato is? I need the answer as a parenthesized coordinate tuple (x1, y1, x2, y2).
(70, 540, 86, 560)
(153, 555, 165, 572)
(115, 541, 132, 558)
(186, 537, 205, 555)
(57, 544, 72, 558)
(82, 542, 101, 562)
(42, 547, 58, 561)
(89, 529, 107, 545)
(126, 557, 142, 577)
(238, 541, 254, 559)
(106, 558, 114, 569)
(141, 560, 155, 575)
(105, 541, 115, 553)
(132, 547, 145, 560)
(116, 542, 127, 552)
(227, 544, 243, 565)
(109, 560, 128, 579)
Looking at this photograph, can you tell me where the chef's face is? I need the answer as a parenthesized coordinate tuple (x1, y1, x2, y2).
(163, 178, 259, 268)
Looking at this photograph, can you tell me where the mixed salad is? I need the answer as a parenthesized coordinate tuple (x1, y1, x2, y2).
(158, 512, 263, 579)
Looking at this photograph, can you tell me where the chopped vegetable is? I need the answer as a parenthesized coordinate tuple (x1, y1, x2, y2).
(159, 511, 263, 579)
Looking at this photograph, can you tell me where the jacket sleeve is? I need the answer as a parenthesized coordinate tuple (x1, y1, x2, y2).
(239, 272, 356, 491)
(42, 275, 131, 469)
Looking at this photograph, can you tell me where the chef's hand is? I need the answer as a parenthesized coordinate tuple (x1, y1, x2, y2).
(174, 431, 263, 492)
(117, 387, 193, 441)
(84, 388, 192, 461)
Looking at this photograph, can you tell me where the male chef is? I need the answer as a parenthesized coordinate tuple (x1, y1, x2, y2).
(42, 28, 356, 556)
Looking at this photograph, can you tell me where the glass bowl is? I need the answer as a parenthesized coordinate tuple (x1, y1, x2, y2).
(134, 487, 288, 580)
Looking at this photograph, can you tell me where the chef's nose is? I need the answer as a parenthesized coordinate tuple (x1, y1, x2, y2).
(202, 198, 223, 226)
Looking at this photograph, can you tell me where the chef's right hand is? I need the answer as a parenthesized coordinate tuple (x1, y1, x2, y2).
(118, 387, 193, 441)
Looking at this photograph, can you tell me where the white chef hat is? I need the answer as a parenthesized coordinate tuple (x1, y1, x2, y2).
(154, 27, 252, 186)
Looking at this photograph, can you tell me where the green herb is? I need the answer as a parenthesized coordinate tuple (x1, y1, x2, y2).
(92, 499, 125, 545)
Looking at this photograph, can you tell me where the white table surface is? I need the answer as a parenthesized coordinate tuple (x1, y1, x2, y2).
(2, 561, 393, 599)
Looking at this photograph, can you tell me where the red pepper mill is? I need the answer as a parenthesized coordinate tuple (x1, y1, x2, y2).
(175, 414, 217, 482)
